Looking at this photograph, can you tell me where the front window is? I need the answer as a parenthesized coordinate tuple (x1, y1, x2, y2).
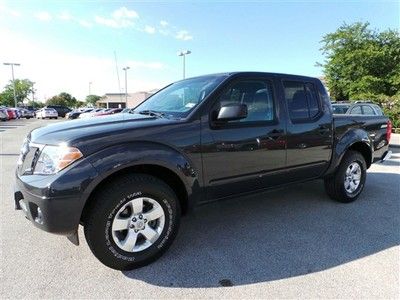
(134, 75, 227, 118)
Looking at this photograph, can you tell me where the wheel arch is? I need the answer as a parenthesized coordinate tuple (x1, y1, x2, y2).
(325, 129, 373, 176)
(81, 163, 190, 224)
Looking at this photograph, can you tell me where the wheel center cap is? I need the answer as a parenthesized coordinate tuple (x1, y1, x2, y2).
(136, 220, 144, 229)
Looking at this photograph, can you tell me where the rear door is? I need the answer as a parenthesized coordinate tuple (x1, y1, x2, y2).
(282, 79, 333, 181)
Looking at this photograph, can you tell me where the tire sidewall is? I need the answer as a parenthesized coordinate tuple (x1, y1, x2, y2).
(89, 181, 179, 269)
(341, 153, 367, 199)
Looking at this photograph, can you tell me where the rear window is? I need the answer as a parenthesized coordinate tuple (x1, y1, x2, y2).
(362, 105, 375, 115)
(283, 81, 321, 122)
(349, 106, 362, 115)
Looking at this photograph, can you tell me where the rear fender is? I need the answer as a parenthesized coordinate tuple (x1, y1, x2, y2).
(325, 128, 373, 176)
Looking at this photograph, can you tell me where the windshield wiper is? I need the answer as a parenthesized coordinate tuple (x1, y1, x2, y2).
(135, 110, 166, 118)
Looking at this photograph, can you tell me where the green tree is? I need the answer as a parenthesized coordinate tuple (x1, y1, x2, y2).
(46, 92, 77, 107)
(26, 100, 45, 109)
(0, 79, 35, 106)
(85, 94, 101, 106)
(319, 22, 400, 100)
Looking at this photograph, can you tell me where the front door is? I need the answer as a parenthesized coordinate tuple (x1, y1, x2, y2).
(201, 77, 286, 200)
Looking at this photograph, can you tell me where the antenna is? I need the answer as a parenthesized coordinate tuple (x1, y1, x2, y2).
(113, 51, 123, 102)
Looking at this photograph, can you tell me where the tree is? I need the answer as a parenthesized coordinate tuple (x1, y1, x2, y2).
(319, 22, 400, 100)
(0, 79, 35, 106)
(86, 94, 101, 106)
(26, 100, 45, 109)
(46, 92, 78, 107)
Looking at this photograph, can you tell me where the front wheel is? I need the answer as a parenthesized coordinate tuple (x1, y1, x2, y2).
(84, 174, 181, 270)
(324, 150, 367, 203)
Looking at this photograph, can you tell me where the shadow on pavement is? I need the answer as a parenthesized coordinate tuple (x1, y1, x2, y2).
(124, 171, 399, 287)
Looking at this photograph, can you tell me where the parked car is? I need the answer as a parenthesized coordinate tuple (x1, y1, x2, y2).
(65, 110, 81, 120)
(121, 108, 132, 113)
(6, 108, 16, 119)
(46, 105, 71, 117)
(78, 108, 103, 118)
(36, 108, 58, 119)
(346, 102, 384, 116)
(0, 109, 8, 121)
(19, 108, 34, 119)
(10, 108, 22, 119)
(15, 72, 392, 271)
(93, 108, 123, 117)
(331, 102, 351, 114)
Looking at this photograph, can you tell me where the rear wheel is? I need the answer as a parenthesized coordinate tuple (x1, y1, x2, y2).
(84, 174, 181, 270)
(324, 150, 367, 203)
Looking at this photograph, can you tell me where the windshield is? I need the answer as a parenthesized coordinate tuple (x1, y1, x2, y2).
(134, 75, 227, 118)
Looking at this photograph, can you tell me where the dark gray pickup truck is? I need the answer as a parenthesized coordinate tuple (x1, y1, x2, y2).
(15, 72, 392, 270)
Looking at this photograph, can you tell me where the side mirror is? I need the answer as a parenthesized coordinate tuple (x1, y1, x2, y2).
(216, 103, 248, 122)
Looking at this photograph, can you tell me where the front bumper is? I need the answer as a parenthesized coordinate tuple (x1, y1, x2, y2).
(14, 158, 99, 236)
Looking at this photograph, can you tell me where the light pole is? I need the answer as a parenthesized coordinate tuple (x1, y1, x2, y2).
(89, 81, 92, 95)
(3, 62, 21, 107)
(31, 82, 36, 103)
(122, 66, 130, 106)
(177, 50, 191, 79)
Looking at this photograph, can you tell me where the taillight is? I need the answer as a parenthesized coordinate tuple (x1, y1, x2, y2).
(386, 120, 392, 142)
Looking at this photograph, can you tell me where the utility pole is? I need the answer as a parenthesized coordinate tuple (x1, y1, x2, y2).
(31, 82, 36, 103)
(89, 81, 92, 95)
(122, 66, 130, 106)
(177, 50, 191, 79)
(3, 62, 21, 107)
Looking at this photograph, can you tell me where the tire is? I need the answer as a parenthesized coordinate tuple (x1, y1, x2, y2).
(84, 174, 181, 270)
(324, 150, 367, 203)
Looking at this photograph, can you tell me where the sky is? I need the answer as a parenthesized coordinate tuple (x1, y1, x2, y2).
(0, 0, 399, 101)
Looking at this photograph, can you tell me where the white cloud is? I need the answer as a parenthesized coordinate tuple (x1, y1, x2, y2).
(127, 60, 164, 70)
(160, 20, 168, 27)
(175, 30, 193, 41)
(112, 6, 138, 19)
(0, 28, 167, 100)
(95, 6, 138, 29)
(144, 25, 156, 34)
(58, 11, 72, 21)
(35, 11, 52, 22)
(79, 20, 92, 28)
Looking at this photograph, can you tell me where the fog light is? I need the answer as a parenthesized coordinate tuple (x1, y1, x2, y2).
(35, 207, 43, 224)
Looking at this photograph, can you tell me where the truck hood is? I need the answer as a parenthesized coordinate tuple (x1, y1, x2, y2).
(29, 113, 177, 147)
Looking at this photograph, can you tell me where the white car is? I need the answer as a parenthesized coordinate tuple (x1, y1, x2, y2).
(36, 108, 58, 119)
(78, 108, 103, 119)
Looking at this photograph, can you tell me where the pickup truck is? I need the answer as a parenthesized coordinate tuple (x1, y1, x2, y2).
(15, 72, 392, 270)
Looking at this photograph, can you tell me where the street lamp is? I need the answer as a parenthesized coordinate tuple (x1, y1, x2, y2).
(3, 62, 21, 107)
(122, 66, 130, 106)
(177, 50, 191, 79)
(89, 81, 92, 95)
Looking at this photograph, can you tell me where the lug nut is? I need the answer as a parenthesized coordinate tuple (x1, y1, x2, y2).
(139, 215, 143, 219)
(132, 217, 136, 222)
(144, 219, 147, 223)
(134, 229, 138, 233)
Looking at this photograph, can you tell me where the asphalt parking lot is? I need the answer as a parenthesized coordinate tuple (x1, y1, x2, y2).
(1, 118, 399, 298)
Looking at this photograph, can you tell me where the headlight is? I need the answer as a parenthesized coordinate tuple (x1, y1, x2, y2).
(34, 144, 83, 175)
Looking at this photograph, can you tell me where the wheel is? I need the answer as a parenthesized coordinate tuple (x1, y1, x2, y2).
(324, 150, 367, 203)
(84, 174, 181, 270)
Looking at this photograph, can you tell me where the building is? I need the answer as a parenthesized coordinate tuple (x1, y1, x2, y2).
(97, 90, 158, 108)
